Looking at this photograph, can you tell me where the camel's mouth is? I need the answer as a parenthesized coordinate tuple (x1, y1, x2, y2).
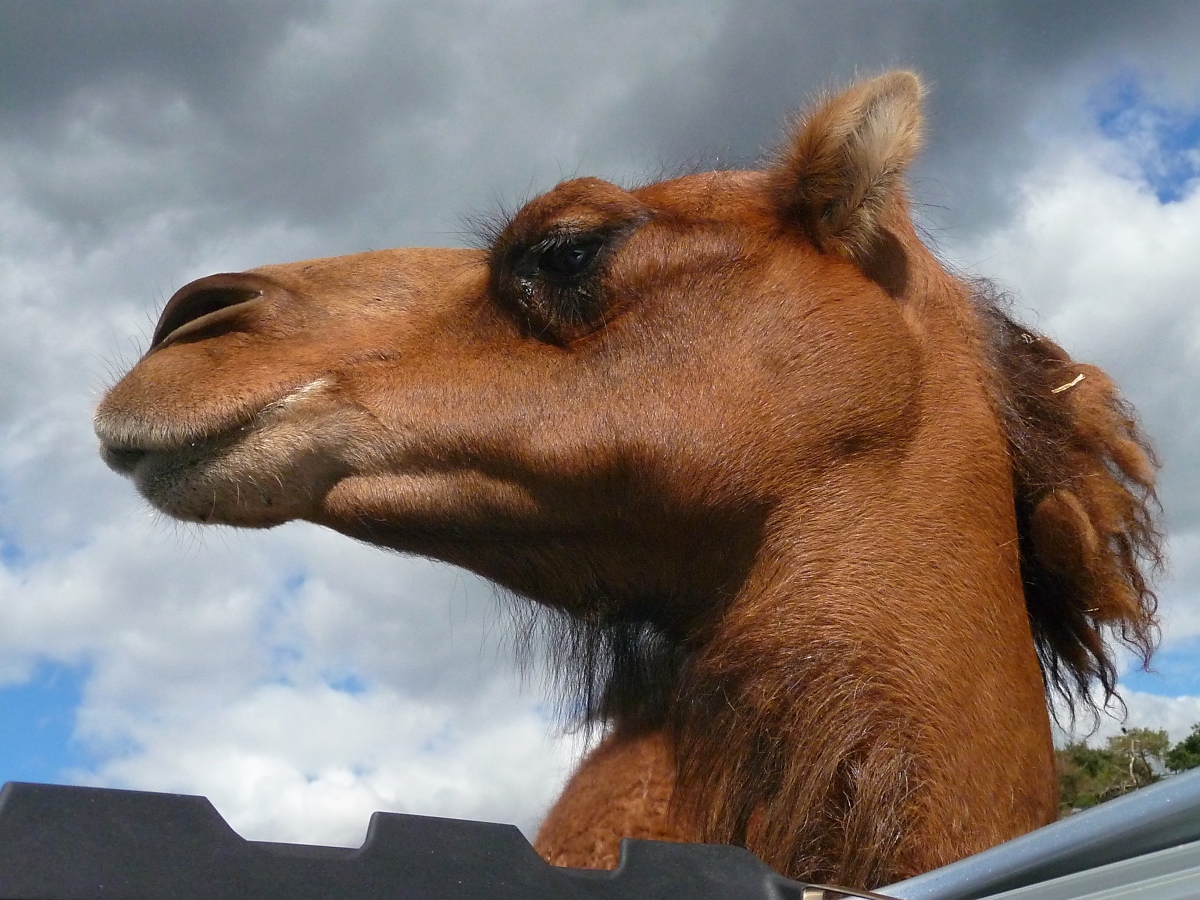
(94, 376, 348, 526)
(100, 445, 148, 475)
(96, 377, 335, 466)
(96, 415, 253, 487)
(97, 425, 245, 478)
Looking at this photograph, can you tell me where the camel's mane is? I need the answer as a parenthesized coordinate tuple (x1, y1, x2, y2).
(972, 281, 1162, 719)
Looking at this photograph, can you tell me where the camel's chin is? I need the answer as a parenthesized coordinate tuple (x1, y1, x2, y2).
(110, 442, 310, 527)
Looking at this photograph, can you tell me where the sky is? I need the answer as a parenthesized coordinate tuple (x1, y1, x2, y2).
(2, 0, 1200, 849)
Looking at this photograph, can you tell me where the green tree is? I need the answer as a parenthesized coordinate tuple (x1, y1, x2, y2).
(1166, 722, 1200, 773)
(1057, 741, 1120, 813)
(1101, 728, 1169, 799)
(1056, 727, 1170, 814)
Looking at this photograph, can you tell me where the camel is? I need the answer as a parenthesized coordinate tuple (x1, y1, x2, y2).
(94, 72, 1161, 890)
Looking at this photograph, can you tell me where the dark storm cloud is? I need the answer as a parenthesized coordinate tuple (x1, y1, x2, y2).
(0, 1, 325, 126)
(9, 0, 1200, 251)
(1, 0, 462, 242)
(592, 0, 1200, 235)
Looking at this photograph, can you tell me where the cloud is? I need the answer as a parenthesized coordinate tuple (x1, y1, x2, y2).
(0, 506, 583, 839)
(0, 3, 326, 129)
(1081, 691, 1200, 746)
(946, 103, 1200, 532)
(84, 677, 588, 845)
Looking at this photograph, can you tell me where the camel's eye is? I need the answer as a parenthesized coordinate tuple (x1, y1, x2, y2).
(491, 225, 628, 343)
(534, 238, 603, 281)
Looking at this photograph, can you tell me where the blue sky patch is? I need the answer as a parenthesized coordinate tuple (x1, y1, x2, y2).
(1094, 75, 1200, 203)
(260, 569, 311, 682)
(327, 674, 368, 696)
(0, 662, 92, 785)
(282, 571, 307, 594)
(0, 534, 21, 567)
(1123, 636, 1200, 702)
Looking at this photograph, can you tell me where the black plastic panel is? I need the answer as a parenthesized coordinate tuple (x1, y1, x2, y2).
(0, 781, 808, 899)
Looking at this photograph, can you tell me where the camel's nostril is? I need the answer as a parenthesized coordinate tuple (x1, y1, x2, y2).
(150, 274, 268, 350)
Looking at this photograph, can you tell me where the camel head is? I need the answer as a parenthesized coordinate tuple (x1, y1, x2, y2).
(96, 73, 926, 630)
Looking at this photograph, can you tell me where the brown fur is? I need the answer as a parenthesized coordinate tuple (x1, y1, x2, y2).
(94, 73, 1160, 890)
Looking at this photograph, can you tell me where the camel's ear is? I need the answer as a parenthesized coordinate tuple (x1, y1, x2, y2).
(769, 72, 923, 266)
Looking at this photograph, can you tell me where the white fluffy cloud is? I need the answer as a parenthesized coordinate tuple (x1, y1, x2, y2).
(85, 677, 588, 846)
(1093, 691, 1200, 746)
(1, 496, 588, 841)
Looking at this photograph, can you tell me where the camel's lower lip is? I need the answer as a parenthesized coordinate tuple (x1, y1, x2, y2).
(94, 417, 251, 473)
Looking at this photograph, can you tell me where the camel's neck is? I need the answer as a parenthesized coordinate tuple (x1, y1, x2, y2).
(659, 252, 1058, 884)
